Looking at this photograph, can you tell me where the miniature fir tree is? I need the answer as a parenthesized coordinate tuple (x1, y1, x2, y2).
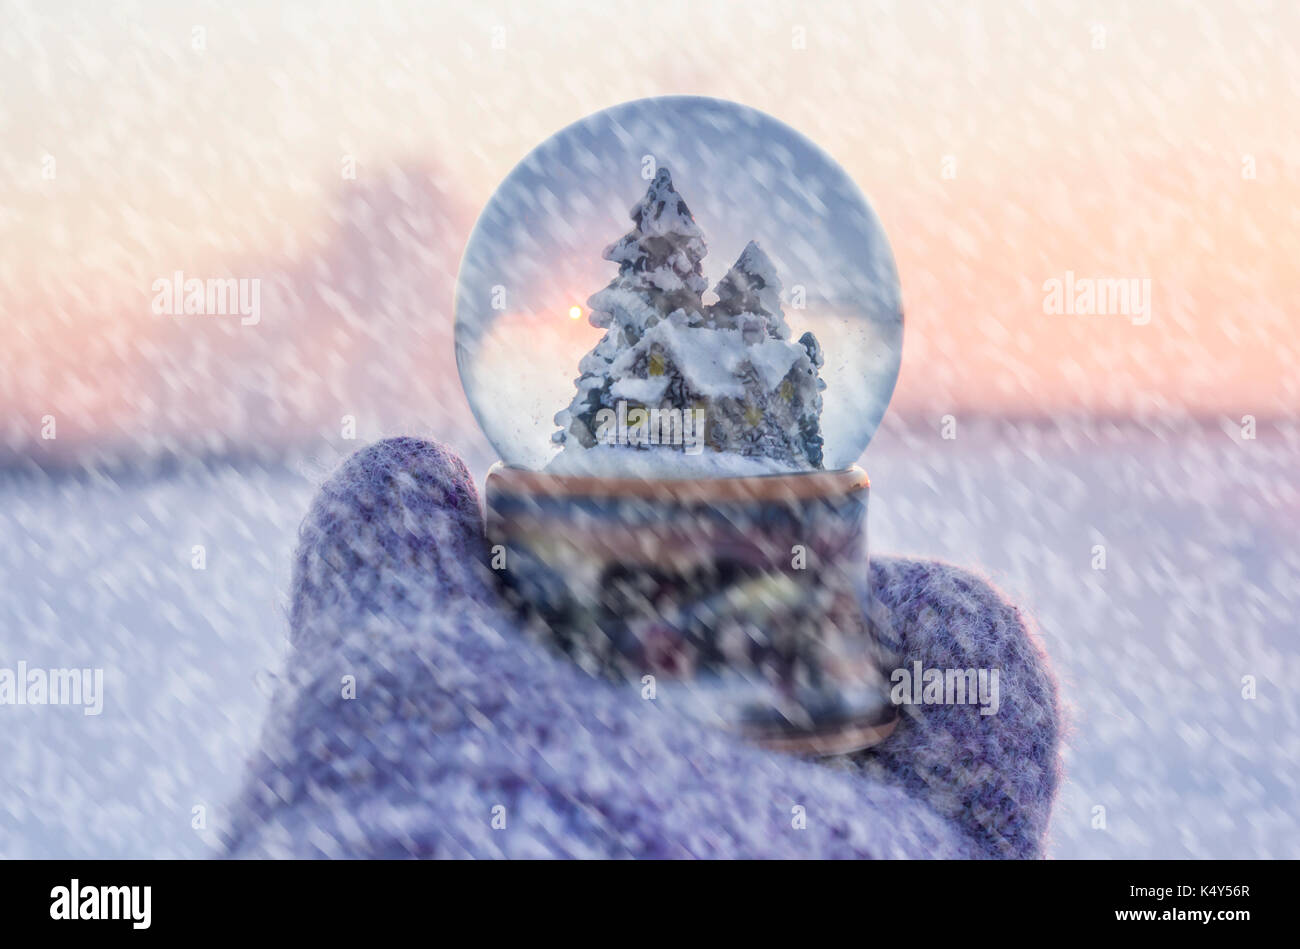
(699, 242, 825, 467)
(553, 167, 708, 448)
(707, 240, 789, 340)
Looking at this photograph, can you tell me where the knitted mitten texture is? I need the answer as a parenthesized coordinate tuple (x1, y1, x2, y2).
(226, 438, 1061, 858)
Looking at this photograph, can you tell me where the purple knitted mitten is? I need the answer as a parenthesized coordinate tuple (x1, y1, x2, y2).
(853, 559, 1062, 858)
(226, 438, 1062, 858)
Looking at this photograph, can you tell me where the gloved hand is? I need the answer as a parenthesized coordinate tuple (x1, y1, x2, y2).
(225, 438, 1062, 859)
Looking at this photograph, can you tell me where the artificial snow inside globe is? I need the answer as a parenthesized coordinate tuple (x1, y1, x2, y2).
(455, 96, 903, 754)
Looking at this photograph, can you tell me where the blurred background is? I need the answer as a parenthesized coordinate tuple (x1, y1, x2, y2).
(1, 0, 1296, 857)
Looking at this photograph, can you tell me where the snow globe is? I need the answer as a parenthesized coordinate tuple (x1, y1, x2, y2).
(455, 96, 903, 754)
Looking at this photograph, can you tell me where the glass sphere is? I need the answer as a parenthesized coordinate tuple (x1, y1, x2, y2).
(455, 95, 903, 476)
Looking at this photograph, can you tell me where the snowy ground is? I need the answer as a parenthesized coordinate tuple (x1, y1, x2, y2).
(1, 419, 1296, 858)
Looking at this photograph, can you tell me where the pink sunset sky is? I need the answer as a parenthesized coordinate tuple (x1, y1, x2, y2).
(2, 0, 1296, 461)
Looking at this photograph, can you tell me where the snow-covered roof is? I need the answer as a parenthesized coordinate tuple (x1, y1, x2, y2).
(611, 321, 806, 400)
(610, 376, 671, 404)
(744, 336, 806, 390)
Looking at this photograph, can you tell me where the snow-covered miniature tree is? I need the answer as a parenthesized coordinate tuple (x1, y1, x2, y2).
(706, 240, 789, 340)
(701, 242, 826, 468)
(551, 173, 827, 472)
(553, 167, 708, 449)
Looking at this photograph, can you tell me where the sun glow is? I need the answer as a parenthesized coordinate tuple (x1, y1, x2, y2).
(568, 305, 583, 320)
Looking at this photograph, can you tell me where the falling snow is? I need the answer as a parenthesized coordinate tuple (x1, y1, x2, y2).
(1, 0, 1297, 859)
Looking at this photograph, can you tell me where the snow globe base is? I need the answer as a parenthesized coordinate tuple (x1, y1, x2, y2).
(484, 464, 899, 756)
